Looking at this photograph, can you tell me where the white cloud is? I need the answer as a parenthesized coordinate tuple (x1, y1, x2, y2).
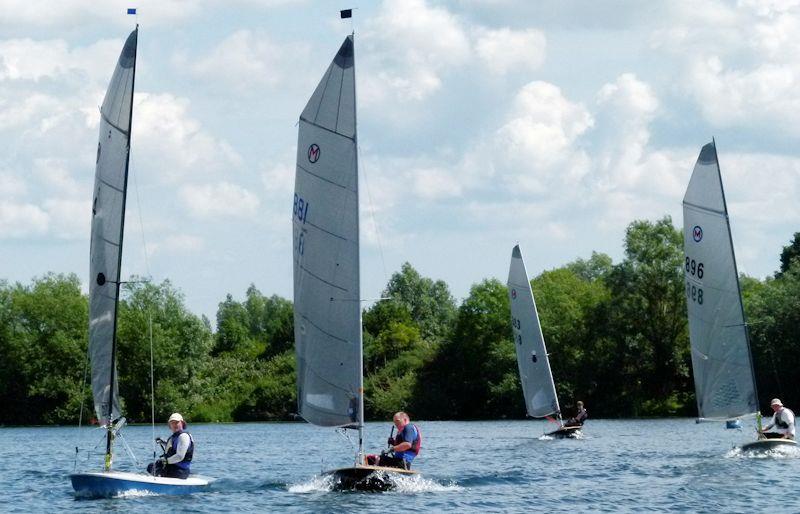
(189, 30, 311, 92)
(650, 2, 800, 134)
(361, 0, 471, 103)
(133, 93, 243, 182)
(0, 38, 122, 83)
(42, 198, 89, 240)
(179, 181, 260, 219)
(0, 172, 27, 198)
(474, 27, 546, 75)
(0, 202, 48, 238)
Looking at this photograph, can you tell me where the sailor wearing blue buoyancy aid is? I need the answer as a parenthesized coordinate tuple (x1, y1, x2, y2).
(376, 411, 421, 470)
(147, 412, 195, 479)
(760, 398, 796, 440)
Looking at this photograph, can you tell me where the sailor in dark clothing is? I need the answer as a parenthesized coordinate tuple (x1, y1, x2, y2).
(146, 412, 195, 479)
(368, 411, 421, 470)
(564, 401, 588, 427)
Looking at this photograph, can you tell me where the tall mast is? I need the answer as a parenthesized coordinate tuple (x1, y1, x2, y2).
(105, 24, 138, 471)
(352, 32, 365, 465)
(712, 139, 759, 413)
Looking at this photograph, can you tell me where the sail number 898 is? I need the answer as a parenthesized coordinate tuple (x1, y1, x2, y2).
(685, 282, 704, 305)
(685, 257, 704, 279)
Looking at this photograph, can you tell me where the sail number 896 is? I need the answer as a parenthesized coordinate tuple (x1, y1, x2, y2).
(685, 257, 704, 279)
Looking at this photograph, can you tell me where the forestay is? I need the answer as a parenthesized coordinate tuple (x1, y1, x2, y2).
(682, 141, 758, 420)
(507, 245, 560, 418)
(293, 36, 361, 428)
(88, 29, 137, 424)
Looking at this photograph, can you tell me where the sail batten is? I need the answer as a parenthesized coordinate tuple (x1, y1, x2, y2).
(88, 28, 137, 425)
(683, 141, 758, 420)
(293, 35, 361, 429)
(508, 245, 561, 419)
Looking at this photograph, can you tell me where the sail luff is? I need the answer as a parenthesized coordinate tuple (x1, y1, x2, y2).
(351, 34, 365, 463)
(507, 245, 561, 419)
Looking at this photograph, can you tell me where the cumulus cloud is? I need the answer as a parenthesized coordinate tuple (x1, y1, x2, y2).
(474, 27, 546, 75)
(133, 93, 243, 182)
(189, 30, 311, 92)
(361, 0, 471, 103)
(650, 1, 800, 135)
(0, 202, 49, 238)
(179, 181, 260, 219)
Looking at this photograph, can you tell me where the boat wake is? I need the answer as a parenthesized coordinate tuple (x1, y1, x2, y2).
(287, 474, 335, 493)
(287, 473, 461, 494)
(726, 445, 800, 459)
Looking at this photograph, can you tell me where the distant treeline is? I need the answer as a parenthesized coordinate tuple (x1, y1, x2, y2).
(1, 216, 799, 425)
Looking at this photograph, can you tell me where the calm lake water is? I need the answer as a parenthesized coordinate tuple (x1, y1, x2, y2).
(1, 419, 798, 512)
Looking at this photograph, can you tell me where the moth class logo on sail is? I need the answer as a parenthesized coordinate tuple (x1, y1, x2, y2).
(308, 144, 320, 163)
(693, 225, 703, 242)
(511, 289, 517, 299)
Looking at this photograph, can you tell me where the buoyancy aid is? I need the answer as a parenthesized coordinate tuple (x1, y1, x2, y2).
(392, 424, 421, 456)
(165, 430, 194, 470)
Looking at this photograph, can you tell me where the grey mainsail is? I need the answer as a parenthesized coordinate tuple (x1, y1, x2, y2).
(507, 245, 561, 419)
(682, 141, 758, 420)
(292, 36, 362, 429)
(88, 28, 137, 425)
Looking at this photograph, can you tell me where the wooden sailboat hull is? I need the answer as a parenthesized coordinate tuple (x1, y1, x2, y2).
(545, 425, 582, 439)
(739, 439, 797, 453)
(325, 465, 419, 492)
(70, 471, 212, 498)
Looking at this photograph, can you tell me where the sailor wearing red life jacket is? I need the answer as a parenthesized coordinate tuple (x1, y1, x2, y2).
(376, 411, 421, 470)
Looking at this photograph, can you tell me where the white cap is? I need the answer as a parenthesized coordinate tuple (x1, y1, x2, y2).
(168, 412, 184, 423)
(770, 398, 783, 407)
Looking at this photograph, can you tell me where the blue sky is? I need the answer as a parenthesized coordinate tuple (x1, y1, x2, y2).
(1, 0, 799, 321)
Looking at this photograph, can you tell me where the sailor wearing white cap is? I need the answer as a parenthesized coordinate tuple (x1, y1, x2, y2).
(759, 399, 795, 440)
(146, 412, 195, 478)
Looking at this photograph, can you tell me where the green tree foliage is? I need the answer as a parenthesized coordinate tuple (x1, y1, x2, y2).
(745, 260, 800, 411)
(602, 217, 691, 416)
(381, 262, 457, 341)
(415, 279, 517, 419)
(532, 265, 610, 412)
(778, 232, 800, 276)
(6, 218, 800, 424)
(116, 279, 213, 422)
(0, 274, 88, 424)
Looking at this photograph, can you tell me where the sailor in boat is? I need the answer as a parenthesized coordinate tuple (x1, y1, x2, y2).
(367, 412, 421, 470)
(564, 401, 588, 427)
(146, 413, 195, 479)
(758, 398, 795, 440)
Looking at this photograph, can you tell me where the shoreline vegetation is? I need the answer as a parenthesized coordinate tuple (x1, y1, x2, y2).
(2, 216, 799, 426)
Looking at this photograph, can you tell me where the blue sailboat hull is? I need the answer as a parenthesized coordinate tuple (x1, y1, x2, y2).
(71, 471, 212, 498)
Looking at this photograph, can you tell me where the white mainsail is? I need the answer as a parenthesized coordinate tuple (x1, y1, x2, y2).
(292, 36, 362, 430)
(88, 28, 137, 426)
(682, 141, 758, 420)
(507, 245, 561, 419)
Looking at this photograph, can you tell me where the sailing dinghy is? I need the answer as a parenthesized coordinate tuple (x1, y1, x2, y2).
(69, 27, 212, 498)
(507, 245, 580, 439)
(292, 34, 419, 491)
(683, 141, 796, 454)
